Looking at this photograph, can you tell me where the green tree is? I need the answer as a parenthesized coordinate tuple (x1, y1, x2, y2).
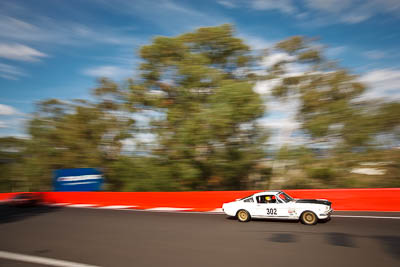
(268, 36, 399, 188)
(0, 137, 27, 192)
(3, 25, 398, 192)
(23, 79, 134, 191)
(129, 24, 267, 190)
(270, 36, 399, 150)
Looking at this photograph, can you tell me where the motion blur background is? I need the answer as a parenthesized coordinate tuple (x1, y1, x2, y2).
(0, 0, 399, 193)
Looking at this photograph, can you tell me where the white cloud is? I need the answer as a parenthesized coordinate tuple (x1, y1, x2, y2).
(304, 0, 400, 24)
(0, 62, 25, 80)
(305, 0, 352, 13)
(326, 46, 347, 58)
(121, 133, 157, 152)
(0, 15, 137, 46)
(161, 0, 206, 17)
(121, 138, 136, 152)
(236, 0, 400, 25)
(67, 24, 137, 45)
(240, 34, 273, 50)
(254, 52, 310, 95)
(0, 13, 138, 79)
(82, 65, 132, 79)
(259, 116, 300, 131)
(0, 43, 47, 61)
(0, 16, 40, 42)
(136, 133, 157, 143)
(253, 79, 280, 95)
(258, 115, 304, 146)
(363, 50, 386, 60)
(285, 62, 311, 76)
(359, 68, 400, 100)
(0, 104, 18, 115)
(216, 0, 297, 14)
(256, 51, 310, 79)
(251, 0, 296, 14)
(94, 0, 230, 33)
(268, 98, 300, 114)
(254, 52, 305, 146)
(217, 0, 237, 8)
(262, 52, 295, 68)
(296, 12, 309, 19)
(340, 13, 370, 24)
(0, 104, 25, 133)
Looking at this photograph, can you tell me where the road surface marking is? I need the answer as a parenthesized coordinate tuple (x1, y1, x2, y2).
(208, 208, 223, 213)
(46, 203, 71, 206)
(43, 204, 400, 218)
(146, 207, 193, 212)
(0, 251, 101, 267)
(332, 215, 400, 219)
(98, 205, 136, 209)
(68, 204, 98, 208)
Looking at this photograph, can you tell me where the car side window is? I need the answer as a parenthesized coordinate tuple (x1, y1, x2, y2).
(243, 197, 254, 203)
(256, 195, 277, 204)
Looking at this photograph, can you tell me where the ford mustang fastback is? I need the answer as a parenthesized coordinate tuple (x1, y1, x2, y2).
(222, 190, 332, 225)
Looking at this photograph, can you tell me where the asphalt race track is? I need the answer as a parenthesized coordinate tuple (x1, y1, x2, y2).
(0, 205, 399, 267)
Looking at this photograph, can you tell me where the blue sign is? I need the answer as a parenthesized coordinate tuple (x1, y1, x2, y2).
(53, 168, 104, 192)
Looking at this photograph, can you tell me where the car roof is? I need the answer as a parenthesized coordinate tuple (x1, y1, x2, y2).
(252, 190, 282, 196)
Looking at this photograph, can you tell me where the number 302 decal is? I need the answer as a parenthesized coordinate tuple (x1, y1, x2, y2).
(266, 208, 277, 215)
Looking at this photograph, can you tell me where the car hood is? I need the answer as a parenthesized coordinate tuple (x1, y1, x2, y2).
(295, 199, 331, 206)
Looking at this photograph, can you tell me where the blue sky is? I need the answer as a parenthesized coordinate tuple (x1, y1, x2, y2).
(0, 0, 400, 141)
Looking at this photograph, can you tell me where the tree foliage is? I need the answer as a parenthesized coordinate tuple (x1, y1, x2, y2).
(269, 36, 399, 151)
(133, 24, 267, 190)
(0, 25, 398, 192)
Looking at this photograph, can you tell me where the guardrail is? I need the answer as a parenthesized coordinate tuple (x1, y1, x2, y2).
(1, 188, 399, 212)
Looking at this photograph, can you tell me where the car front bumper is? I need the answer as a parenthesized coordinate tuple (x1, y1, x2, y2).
(319, 209, 333, 219)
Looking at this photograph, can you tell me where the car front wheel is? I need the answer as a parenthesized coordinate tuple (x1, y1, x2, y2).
(237, 209, 251, 222)
(300, 211, 318, 225)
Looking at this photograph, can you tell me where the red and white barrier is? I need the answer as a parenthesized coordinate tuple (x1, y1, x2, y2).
(1, 188, 399, 212)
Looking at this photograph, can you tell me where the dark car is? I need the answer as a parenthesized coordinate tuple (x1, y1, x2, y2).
(8, 193, 42, 207)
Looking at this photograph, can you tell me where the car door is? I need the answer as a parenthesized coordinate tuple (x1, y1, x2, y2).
(240, 196, 259, 216)
(253, 194, 290, 218)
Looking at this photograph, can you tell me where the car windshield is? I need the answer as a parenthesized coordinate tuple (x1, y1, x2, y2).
(239, 194, 254, 200)
(278, 192, 294, 203)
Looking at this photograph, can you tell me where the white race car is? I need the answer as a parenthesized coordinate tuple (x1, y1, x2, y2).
(222, 190, 332, 225)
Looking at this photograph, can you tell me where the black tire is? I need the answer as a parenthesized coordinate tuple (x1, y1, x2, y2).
(237, 209, 251, 222)
(300, 211, 318, 225)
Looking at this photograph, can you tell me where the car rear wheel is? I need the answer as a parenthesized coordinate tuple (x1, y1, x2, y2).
(237, 209, 251, 222)
(300, 211, 318, 225)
